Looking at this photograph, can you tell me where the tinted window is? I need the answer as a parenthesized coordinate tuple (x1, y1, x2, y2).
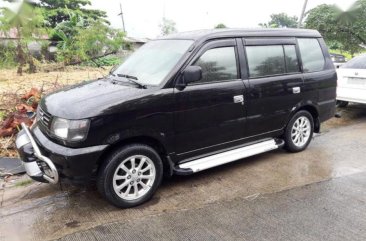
(193, 47, 238, 83)
(284, 45, 300, 73)
(297, 38, 325, 72)
(341, 54, 366, 69)
(246, 45, 285, 78)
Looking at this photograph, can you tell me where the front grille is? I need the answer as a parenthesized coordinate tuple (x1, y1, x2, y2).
(38, 107, 52, 129)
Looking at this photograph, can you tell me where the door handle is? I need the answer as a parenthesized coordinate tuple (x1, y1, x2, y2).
(233, 95, 244, 105)
(292, 87, 301, 94)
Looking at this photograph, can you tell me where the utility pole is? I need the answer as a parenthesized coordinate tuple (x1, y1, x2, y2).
(118, 3, 126, 32)
(298, 0, 308, 28)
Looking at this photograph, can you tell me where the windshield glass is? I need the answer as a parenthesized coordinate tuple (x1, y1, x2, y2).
(341, 54, 366, 69)
(112, 40, 193, 86)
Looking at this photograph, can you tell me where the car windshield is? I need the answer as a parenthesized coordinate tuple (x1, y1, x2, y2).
(112, 39, 194, 86)
(341, 54, 366, 69)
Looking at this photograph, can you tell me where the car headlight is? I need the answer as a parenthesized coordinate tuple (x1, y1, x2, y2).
(50, 117, 90, 142)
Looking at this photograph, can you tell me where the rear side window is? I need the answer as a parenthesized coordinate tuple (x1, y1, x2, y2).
(246, 45, 285, 78)
(193, 47, 238, 83)
(297, 38, 325, 72)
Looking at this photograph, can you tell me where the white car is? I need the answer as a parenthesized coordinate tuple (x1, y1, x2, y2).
(337, 54, 366, 107)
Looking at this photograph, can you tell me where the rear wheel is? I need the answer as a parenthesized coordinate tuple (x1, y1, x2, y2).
(336, 100, 349, 108)
(97, 144, 163, 208)
(284, 110, 314, 153)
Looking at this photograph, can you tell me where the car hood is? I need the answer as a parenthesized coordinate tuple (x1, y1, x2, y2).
(41, 78, 152, 119)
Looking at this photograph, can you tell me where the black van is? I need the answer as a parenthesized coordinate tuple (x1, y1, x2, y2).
(16, 29, 336, 208)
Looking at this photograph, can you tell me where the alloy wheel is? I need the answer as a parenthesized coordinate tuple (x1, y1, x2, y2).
(112, 155, 156, 201)
(291, 116, 311, 147)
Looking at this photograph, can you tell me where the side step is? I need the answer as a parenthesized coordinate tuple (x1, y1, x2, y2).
(176, 139, 284, 174)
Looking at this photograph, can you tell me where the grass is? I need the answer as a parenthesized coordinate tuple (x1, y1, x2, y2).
(14, 179, 33, 187)
(0, 111, 6, 122)
(329, 49, 366, 60)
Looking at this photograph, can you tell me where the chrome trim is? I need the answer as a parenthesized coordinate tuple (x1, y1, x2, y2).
(179, 139, 280, 173)
(21, 123, 59, 184)
(23, 162, 43, 177)
(292, 87, 301, 94)
(233, 95, 244, 105)
(16, 132, 30, 149)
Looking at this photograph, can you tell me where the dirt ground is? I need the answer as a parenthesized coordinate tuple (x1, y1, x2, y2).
(0, 67, 109, 95)
(1, 104, 366, 241)
(0, 67, 110, 157)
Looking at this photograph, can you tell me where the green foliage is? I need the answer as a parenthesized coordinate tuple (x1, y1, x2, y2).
(329, 49, 353, 60)
(259, 13, 298, 28)
(54, 11, 125, 64)
(0, 110, 7, 122)
(0, 1, 46, 73)
(215, 23, 227, 29)
(159, 18, 177, 36)
(0, 1, 45, 39)
(0, 44, 17, 69)
(305, 1, 366, 56)
(34, 0, 108, 29)
(82, 56, 122, 67)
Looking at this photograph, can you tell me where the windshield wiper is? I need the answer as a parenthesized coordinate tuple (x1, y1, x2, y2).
(116, 74, 146, 89)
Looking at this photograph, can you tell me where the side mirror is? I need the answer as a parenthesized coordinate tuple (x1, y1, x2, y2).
(183, 66, 202, 84)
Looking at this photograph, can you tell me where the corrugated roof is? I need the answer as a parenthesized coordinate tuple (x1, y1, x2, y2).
(0, 28, 49, 40)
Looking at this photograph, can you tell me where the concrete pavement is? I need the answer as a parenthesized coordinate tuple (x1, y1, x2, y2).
(1, 104, 366, 241)
(57, 171, 366, 241)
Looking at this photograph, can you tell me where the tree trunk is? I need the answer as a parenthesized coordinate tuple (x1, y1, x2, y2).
(27, 50, 37, 73)
(16, 42, 25, 76)
(16, 26, 25, 76)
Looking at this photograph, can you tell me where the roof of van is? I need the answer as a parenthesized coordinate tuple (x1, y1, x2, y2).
(159, 28, 322, 41)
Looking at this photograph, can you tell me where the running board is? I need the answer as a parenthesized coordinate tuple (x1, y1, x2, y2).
(176, 139, 284, 174)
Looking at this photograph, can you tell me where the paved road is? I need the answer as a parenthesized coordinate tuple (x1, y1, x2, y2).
(1, 104, 366, 241)
(57, 171, 366, 241)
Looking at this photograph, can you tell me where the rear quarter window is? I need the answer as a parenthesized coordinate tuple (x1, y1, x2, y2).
(297, 38, 325, 72)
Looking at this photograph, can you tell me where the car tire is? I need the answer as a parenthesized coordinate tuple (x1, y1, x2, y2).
(336, 100, 349, 108)
(284, 110, 314, 153)
(97, 144, 163, 208)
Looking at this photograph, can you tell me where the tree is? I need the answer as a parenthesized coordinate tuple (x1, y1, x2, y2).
(259, 13, 298, 28)
(215, 23, 227, 29)
(305, 1, 366, 56)
(53, 11, 125, 65)
(159, 18, 177, 36)
(0, 1, 46, 74)
(34, 0, 108, 28)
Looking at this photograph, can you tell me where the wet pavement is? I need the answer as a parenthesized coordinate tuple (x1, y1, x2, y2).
(1, 104, 366, 241)
(56, 171, 366, 241)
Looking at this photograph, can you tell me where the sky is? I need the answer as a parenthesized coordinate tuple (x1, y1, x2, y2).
(90, 0, 356, 38)
(0, 0, 357, 38)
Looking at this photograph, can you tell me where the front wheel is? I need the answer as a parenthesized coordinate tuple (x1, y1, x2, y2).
(284, 111, 314, 153)
(97, 144, 163, 208)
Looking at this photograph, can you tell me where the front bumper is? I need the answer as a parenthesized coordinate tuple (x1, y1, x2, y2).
(16, 123, 108, 184)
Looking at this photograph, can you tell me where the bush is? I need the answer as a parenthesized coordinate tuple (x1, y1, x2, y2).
(82, 55, 122, 67)
(0, 44, 16, 69)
